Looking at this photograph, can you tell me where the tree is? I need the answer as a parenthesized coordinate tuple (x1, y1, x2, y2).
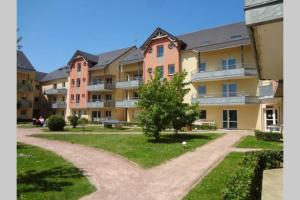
(137, 69, 170, 140)
(67, 115, 79, 128)
(78, 117, 88, 130)
(17, 28, 22, 50)
(165, 71, 199, 133)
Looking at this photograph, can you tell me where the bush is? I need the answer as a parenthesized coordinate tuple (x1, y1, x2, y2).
(78, 117, 88, 129)
(222, 150, 283, 200)
(17, 118, 32, 123)
(47, 115, 66, 131)
(255, 130, 282, 141)
(68, 115, 79, 128)
(192, 124, 217, 130)
(104, 123, 112, 128)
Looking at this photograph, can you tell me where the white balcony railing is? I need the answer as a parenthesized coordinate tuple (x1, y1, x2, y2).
(52, 101, 66, 109)
(116, 78, 143, 89)
(191, 91, 260, 105)
(86, 81, 115, 91)
(86, 100, 115, 108)
(44, 88, 67, 95)
(115, 98, 139, 108)
(191, 63, 258, 82)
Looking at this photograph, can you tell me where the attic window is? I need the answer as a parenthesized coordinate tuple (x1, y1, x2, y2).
(148, 48, 153, 54)
(230, 35, 242, 40)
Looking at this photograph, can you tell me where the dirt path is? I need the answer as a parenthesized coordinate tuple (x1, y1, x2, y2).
(17, 128, 247, 200)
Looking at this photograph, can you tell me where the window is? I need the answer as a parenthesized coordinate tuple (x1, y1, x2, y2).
(82, 93, 85, 98)
(168, 64, 175, 75)
(76, 94, 80, 104)
(22, 80, 26, 84)
(199, 110, 207, 120)
(223, 83, 237, 97)
(53, 96, 57, 103)
(21, 110, 26, 115)
(199, 63, 206, 72)
(76, 78, 80, 87)
(222, 58, 236, 70)
(106, 77, 112, 84)
(198, 86, 206, 97)
(92, 111, 101, 121)
(34, 97, 39, 103)
(106, 94, 112, 101)
(106, 110, 112, 117)
(92, 94, 101, 102)
(35, 85, 40, 90)
(53, 83, 57, 89)
(62, 82, 65, 87)
(62, 96, 65, 102)
(71, 94, 74, 101)
(71, 79, 75, 86)
(157, 45, 164, 57)
(157, 66, 164, 78)
(133, 92, 139, 99)
(77, 63, 81, 72)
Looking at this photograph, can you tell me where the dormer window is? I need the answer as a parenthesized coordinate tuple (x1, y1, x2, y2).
(157, 45, 164, 58)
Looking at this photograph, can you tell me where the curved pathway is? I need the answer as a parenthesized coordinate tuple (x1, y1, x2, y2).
(17, 128, 249, 200)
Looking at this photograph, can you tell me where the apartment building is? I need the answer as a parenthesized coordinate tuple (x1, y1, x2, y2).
(66, 46, 137, 122)
(17, 50, 47, 120)
(140, 22, 282, 131)
(41, 66, 69, 118)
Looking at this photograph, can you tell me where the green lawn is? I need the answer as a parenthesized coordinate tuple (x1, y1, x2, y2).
(42, 125, 143, 133)
(236, 136, 283, 150)
(17, 123, 39, 128)
(183, 152, 244, 200)
(17, 143, 95, 200)
(34, 133, 221, 168)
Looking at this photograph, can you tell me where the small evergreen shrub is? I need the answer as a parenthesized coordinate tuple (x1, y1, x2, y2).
(78, 117, 88, 129)
(192, 124, 217, 130)
(222, 150, 283, 200)
(47, 115, 66, 131)
(255, 130, 282, 141)
(68, 115, 79, 128)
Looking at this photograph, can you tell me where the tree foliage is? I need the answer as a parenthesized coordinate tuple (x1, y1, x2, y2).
(67, 115, 79, 128)
(137, 69, 199, 140)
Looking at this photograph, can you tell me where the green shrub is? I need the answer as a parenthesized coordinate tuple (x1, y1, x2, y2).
(104, 123, 112, 128)
(255, 130, 282, 141)
(78, 117, 88, 129)
(192, 124, 217, 130)
(68, 115, 79, 128)
(222, 150, 283, 200)
(17, 118, 32, 123)
(47, 115, 66, 131)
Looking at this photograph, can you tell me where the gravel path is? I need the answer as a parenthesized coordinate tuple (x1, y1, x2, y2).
(17, 128, 248, 200)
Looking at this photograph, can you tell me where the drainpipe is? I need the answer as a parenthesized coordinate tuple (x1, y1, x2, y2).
(241, 45, 244, 68)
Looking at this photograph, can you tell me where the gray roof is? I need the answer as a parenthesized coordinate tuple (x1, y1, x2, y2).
(35, 71, 48, 82)
(119, 48, 143, 65)
(41, 66, 69, 82)
(177, 22, 250, 51)
(91, 46, 135, 70)
(17, 50, 36, 71)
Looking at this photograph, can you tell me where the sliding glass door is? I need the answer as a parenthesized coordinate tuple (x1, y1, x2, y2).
(223, 110, 237, 129)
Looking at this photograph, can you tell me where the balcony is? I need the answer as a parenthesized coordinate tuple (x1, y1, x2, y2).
(116, 98, 139, 108)
(191, 92, 260, 106)
(19, 99, 32, 108)
(191, 64, 258, 82)
(52, 101, 66, 109)
(86, 100, 115, 108)
(116, 78, 142, 89)
(44, 88, 67, 95)
(87, 81, 115, 92)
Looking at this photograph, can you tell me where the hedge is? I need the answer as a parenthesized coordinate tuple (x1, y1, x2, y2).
(17, 118, 32, 123)
(222, 150, 283, 200)
(255, 130, 283, 142)
(192, 124, 217, 130)
(47, 115, 66, 131)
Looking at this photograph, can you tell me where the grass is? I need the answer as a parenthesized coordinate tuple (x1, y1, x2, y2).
(17, 143, 96, 200)
(17, 123, 40, 128)
(236, 136, 283, 150)
(34, 133, 221, 168)
(183, 152, 244, 200)
(42, 125, 143, 133)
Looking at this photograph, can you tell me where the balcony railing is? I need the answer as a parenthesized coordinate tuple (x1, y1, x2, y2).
(116, 98, 139, 108)
(191, 92, 260, 105)
(52, 101, 66, 109)
(86, 100, 115, 108)
(191, 63, 258, 82)
(116, 78, 143, 89)
(44, 88, 67, 95)
(86, 81, 115, 92)
(19, 99, 33, 108)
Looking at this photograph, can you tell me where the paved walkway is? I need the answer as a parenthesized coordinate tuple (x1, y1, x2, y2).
(262, 168, 283, 200)
(17, 128, 247, 200)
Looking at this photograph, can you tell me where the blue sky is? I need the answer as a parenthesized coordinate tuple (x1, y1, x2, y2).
(17, 0, 245, 73)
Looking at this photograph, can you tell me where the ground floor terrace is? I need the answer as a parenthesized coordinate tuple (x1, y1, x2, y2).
(198, 100, 283, 131)
(70, 107, 140, 123)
